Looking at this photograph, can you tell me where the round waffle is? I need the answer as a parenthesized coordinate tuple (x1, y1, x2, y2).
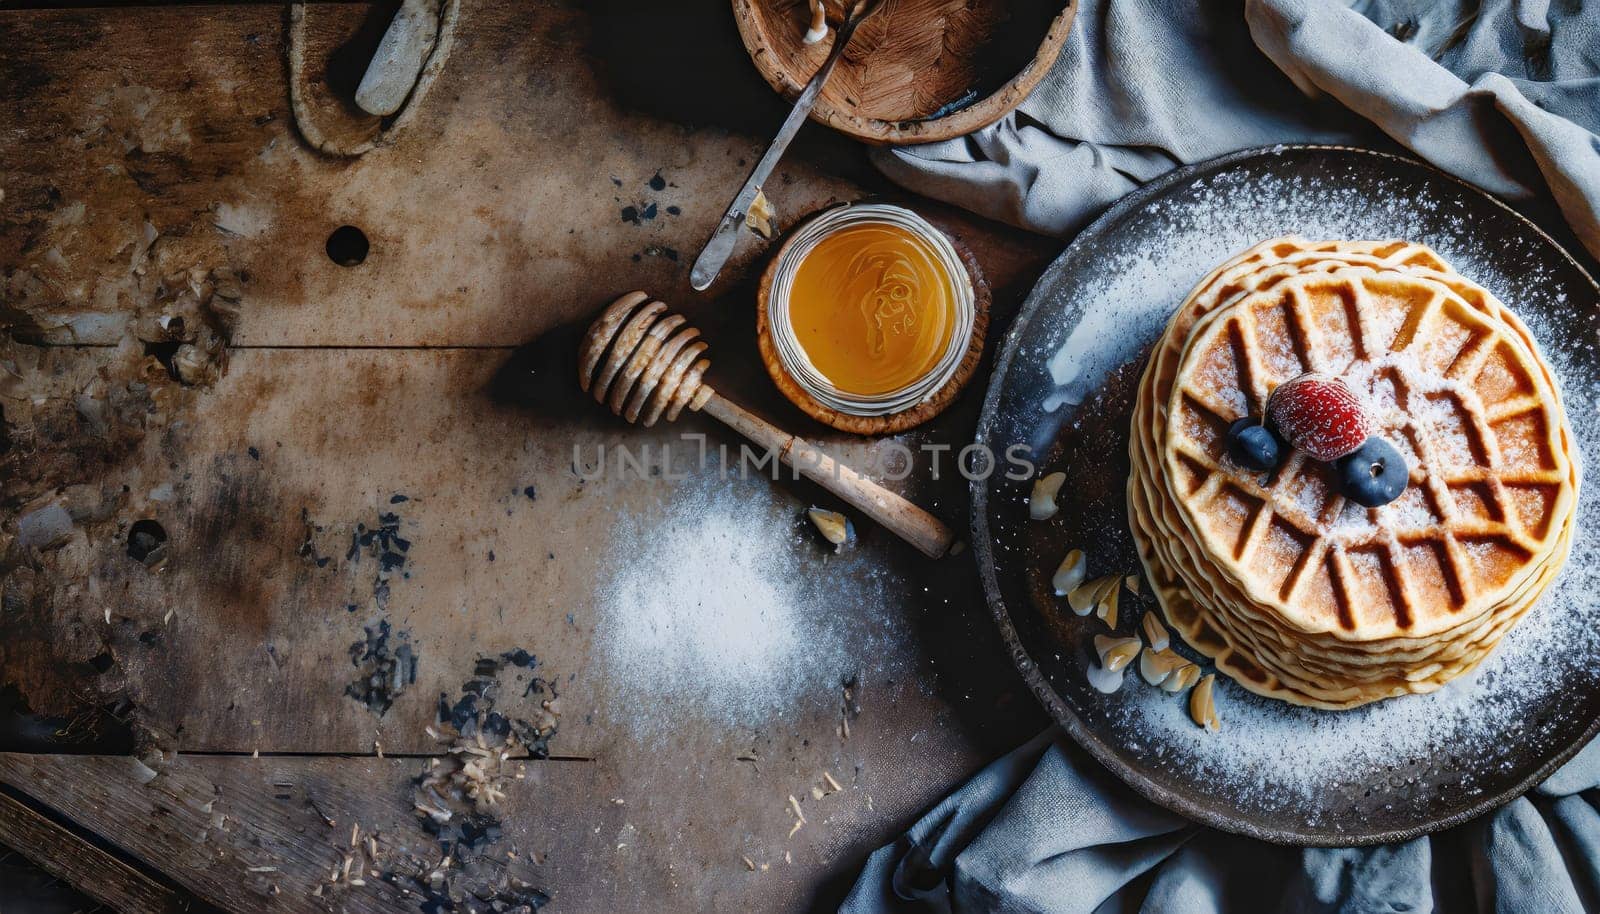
(1128, 238, 1579, 709)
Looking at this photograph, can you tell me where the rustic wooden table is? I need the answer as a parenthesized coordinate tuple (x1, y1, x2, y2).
(0, 2, 1059, 911)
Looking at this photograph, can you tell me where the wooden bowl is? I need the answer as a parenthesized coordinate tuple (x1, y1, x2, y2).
(756, 208, 990, 435)
(732, 0, 1076, 146)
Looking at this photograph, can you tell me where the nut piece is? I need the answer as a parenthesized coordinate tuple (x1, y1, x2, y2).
(1096, 578, 1121, 629)
(1140, 612, 1170, 651)
(1189, 674, 1221, 731)
(1162, 662, 1201, 693)
(1138, 647, 1187, 686)
(806, 507, 855, 552)
(1093, 634, 1141, 673)
(1067, 574, 1119, 623)
(1125, 574, 1141, 595)
(747, 190, 778, 240)
(1066, 578, 1099, 616)
(1029, 472, 1066, 520)
(1051, 549, 1086, 597)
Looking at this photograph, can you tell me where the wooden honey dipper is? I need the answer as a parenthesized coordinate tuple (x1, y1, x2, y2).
(578, 291, 956, 558)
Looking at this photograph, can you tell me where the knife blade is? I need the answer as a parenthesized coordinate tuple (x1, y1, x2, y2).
(688, 3, 881, 292)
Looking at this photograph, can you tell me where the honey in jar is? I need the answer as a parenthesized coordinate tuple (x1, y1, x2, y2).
(786, 221, 956, 396)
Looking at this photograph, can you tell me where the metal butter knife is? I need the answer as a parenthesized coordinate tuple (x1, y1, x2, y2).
(689, 0, 885, 292)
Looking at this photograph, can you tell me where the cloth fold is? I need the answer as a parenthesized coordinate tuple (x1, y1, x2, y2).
(870, 0, 1600, 260)
(842, 729, 1600, 913)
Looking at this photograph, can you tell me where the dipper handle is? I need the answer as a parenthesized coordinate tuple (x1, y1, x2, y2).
(699, 394, 956, 559)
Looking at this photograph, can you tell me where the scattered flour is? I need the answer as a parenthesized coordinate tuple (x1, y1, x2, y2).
(591, 483, 897, 736)
(982, 148, 1600, 837)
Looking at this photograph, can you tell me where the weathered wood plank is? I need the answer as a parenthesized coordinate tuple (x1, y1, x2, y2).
(0, 747, 989, 912)
(18, 347, 1025, 760)
(0, 787, 187, 914)
(0, 752, 555, 912)
(1, 1, 1047, 348)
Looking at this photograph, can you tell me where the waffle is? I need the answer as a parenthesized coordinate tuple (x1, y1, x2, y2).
(1126, 238, 1579, 709)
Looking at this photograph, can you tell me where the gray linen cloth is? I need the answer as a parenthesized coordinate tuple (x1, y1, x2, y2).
(842, 729, 1600, 913)
(870, 0, 1600, 260)
(846, 2, 1600, 911)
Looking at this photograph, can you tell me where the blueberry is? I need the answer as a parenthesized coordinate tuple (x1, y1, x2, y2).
(1226, 417, 1284, 472)
(1336, 437, 1408, 507)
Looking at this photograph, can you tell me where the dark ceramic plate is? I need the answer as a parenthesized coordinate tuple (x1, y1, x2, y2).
(972, 145, 1600, 845)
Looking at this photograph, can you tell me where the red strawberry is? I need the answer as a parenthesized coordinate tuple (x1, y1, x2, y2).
(1265, 373, 1373, 462)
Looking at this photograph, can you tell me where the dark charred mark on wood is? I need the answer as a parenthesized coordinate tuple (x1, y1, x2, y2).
(125, 518, 167, 566)
(406, 649, 558, 909)
(297, 507, 332, 568)
(434, 650, 558, 760)
(344, 619, 417, 717)
(346, 505, 410, 610)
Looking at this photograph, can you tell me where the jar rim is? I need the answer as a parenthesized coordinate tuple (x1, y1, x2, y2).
(766, 203, 976, 417)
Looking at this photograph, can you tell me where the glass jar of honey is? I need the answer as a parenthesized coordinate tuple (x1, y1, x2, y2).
(767, 204, 975, 417)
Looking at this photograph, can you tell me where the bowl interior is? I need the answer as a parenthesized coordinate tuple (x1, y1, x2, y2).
(736, 0, 1070, 142)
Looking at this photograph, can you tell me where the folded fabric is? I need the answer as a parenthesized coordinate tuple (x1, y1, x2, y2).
(842, 728, 1600, 913)
(870, 0, 1600, 261)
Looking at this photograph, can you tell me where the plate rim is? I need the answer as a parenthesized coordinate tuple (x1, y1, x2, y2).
(969, 142, 1600, 846)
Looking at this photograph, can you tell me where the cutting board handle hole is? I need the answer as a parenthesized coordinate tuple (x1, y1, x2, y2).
(326, 225, 370, 267)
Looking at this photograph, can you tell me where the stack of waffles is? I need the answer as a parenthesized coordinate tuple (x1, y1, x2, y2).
(1127, 237, 1579, 709)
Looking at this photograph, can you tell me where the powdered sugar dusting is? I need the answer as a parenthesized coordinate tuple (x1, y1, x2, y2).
(590, 483, 901, 736)
(980, 148, 1600, 840)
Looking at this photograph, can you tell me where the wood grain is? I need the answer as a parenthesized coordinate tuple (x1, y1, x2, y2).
(732, 0, 1077, 144)
(0, 1, 868, 346)
(0, 788, 187, 914)
(0, 745, 992, 913)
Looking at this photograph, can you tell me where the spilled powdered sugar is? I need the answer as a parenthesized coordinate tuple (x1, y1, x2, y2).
(987, 148, 1600, 837)
(590, 482, 900, 737)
